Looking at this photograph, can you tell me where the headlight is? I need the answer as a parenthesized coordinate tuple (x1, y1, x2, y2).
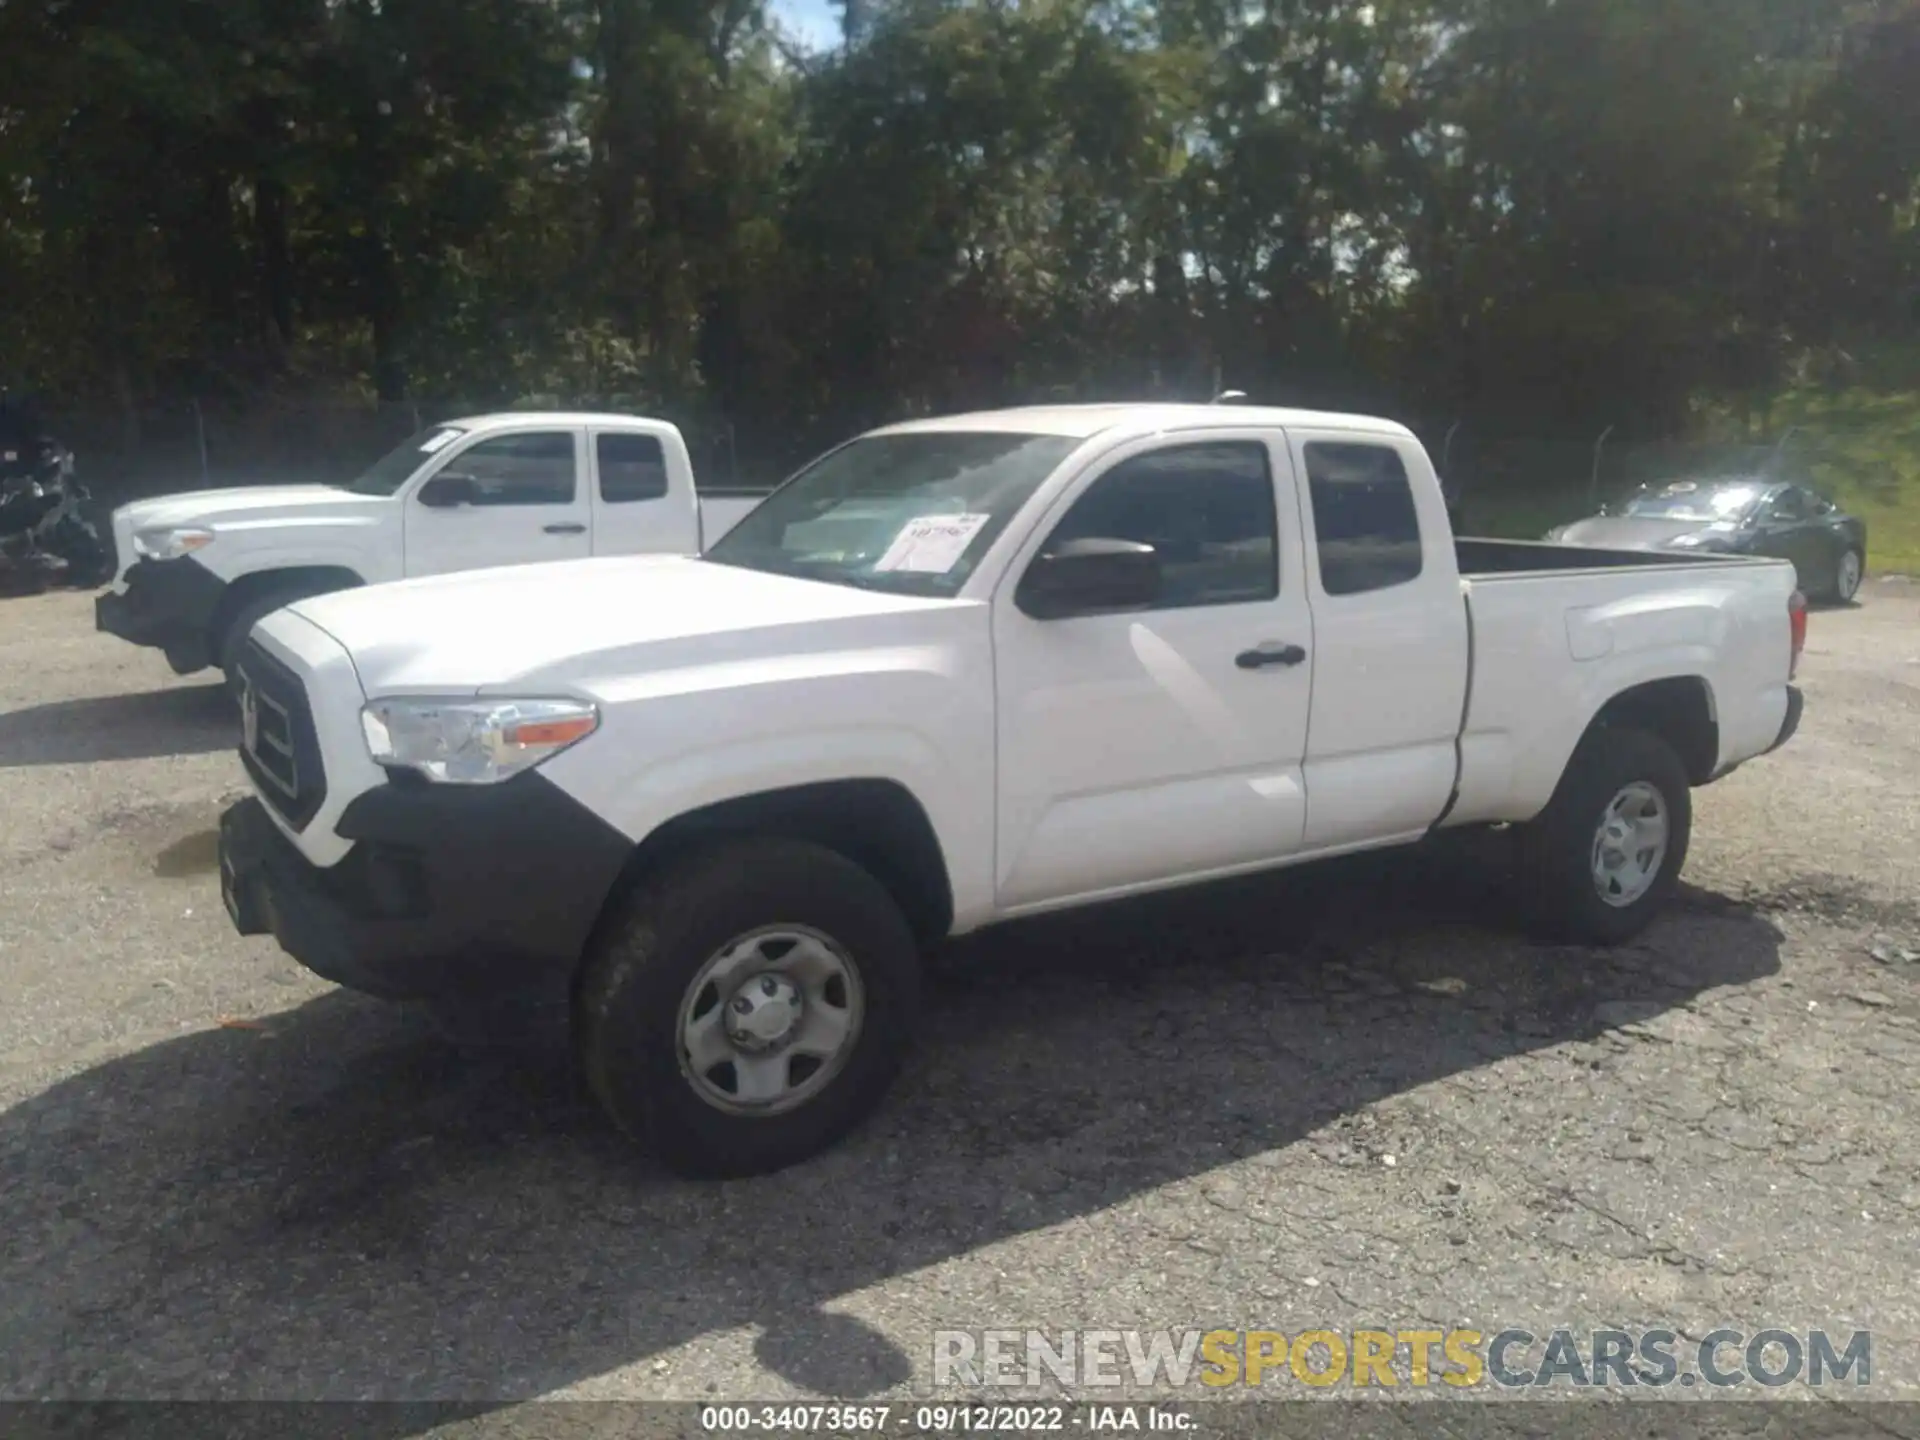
(1667, 532, 1726, 550)
(133, 526, 214, 560)
(360, 696, 600, 784)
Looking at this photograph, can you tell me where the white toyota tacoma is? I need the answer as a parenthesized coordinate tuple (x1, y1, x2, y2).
(215, 403, 1808, 1177)
(93, 411, 763, 696)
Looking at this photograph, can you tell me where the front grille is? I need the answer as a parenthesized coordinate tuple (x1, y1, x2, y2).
(236, 639, 328, 832)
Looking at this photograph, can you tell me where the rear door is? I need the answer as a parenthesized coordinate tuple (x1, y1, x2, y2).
(403, 427, 592, 577)
(991, 430, 1315, 912)
(1288, 430, 1469, 849)
(588, 426, 703, 557)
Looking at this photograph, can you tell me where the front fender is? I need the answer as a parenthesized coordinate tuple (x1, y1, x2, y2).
(542, 725, 988, 930)
(195, 520, 396, 586)
(536, 620, 999, 926)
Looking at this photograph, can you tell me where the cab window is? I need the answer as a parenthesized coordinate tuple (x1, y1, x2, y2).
(443, 433, 577, 506)
(1040, 442, 1279, 609)
(598, 433, 669, 503)
(1304, 442, 1423, 596)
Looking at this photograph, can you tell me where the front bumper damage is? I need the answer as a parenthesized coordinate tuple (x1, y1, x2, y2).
(218, 772, 633, 1018)
(94, 556, 228, 672)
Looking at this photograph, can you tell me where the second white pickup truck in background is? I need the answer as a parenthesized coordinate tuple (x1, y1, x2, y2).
(214, 402, 1807, 1178)
(92, 411, 764, 695)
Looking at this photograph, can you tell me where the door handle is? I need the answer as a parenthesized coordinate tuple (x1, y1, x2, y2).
(543, 522, 587, 535)
(1236, 642, 1307, 670)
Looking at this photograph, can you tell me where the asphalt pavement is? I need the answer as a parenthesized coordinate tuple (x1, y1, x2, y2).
(1, 582, 1917, 1418)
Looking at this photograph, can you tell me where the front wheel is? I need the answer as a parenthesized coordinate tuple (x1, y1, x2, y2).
(1830, 547, 1863, 605)
(1514, 726, 1693, 946)
(574, 837, 922, 1178)
(216, 582, 345, 702)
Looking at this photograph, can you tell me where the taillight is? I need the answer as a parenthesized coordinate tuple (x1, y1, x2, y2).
(1788, 589, 1808, 680)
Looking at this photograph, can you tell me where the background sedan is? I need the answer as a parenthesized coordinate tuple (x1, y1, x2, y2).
(1545, 477, 1868, 603)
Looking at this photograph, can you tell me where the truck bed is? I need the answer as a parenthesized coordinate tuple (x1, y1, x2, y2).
(1443, 541, 1799, 832)
(696, 489, 770, 545)
(1456, 536, 1758, 576)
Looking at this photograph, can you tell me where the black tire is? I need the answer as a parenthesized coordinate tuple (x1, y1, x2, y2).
(1513, 726, 1692, 946)
(574, 837, 921, 1178)
(216, 585, 337, 701)
(217, 594, 292, 702)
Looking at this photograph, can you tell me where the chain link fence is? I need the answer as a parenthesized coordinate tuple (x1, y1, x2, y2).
(35, 399, 1910, 562)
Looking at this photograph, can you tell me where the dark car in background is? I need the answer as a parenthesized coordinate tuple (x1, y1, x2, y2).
(1545, 477, 1867, 603)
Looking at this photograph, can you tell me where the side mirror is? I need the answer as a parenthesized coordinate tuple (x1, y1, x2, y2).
(1017, 537, 1161, 620)
(418, 472, 477, 508)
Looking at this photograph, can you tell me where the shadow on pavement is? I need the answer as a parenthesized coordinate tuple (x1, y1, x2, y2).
(0, 683, 230, 767)
(0, 836, 1784, 1422)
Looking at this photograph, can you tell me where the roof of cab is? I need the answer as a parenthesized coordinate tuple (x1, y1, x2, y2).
(868, 403, 1417, 442)
(442, 411, 681, 432)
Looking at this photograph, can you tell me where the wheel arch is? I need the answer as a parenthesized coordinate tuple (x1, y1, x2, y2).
(206, 565, 365, 655)
(1578, 675, 1719, 786)
(585, 778, 957, 954)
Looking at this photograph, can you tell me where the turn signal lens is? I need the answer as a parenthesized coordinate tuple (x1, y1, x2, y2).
(361, 696, 600, 784)
(505, 716, 598, 748)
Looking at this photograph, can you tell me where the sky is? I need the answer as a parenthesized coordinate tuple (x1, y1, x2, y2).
(771, 0, 843, 51)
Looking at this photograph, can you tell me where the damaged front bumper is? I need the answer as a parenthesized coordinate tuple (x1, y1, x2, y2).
(217, 776, 632, 1012)
(95, 556, 228, 672)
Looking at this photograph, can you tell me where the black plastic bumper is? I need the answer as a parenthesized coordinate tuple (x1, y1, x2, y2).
(94, 557, 228, 671)
(1768, 685, 1804, 754)
(219, 775, 634, 1005)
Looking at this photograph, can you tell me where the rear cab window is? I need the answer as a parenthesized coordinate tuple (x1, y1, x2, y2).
(1303, 441, 1423, 596)
(598, 432, 670, 503)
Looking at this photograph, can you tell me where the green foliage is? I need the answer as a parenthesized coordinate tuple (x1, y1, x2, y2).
(1745, 373, 1920, 575)
(1, 0, 1915, 474)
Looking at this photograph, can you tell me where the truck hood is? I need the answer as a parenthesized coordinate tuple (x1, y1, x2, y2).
(115, 484, 379, 531)
(1551, 516, 1736, 549)
(286, 554, 974, 695)
(108, 484, 389, 585)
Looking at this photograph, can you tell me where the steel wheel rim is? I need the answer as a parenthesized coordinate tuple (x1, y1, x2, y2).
(676, 925, 865, 1117)
(1838, 551, 1861, 600)
(1590, 781, 1670, 908)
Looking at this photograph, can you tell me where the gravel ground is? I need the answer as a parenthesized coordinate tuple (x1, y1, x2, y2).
(1, 581, 1918, 1416)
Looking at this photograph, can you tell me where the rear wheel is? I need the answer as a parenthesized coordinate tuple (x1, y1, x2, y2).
(574, 837, 921, 1177)
(1514, 726, 1692, 945)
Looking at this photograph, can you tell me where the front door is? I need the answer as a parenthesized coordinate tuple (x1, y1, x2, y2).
(991, 433, 1314, 913)
(403, 428, 593, 578)
(1753, 486, 1820, 591)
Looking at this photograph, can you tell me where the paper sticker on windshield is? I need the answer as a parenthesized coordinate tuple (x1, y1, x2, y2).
(872, 513, 992, 573)
(418, 428, 466, 455)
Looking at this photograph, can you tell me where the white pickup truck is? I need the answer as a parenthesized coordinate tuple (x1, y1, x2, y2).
(214, 402, 1807, 1177)
(93, 411, 763, 695)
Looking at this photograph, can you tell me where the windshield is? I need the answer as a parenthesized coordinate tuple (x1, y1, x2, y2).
(336, 425, 469, 496)
(704, 431, 1080, 596)
(1623, 481, 1764, 523)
